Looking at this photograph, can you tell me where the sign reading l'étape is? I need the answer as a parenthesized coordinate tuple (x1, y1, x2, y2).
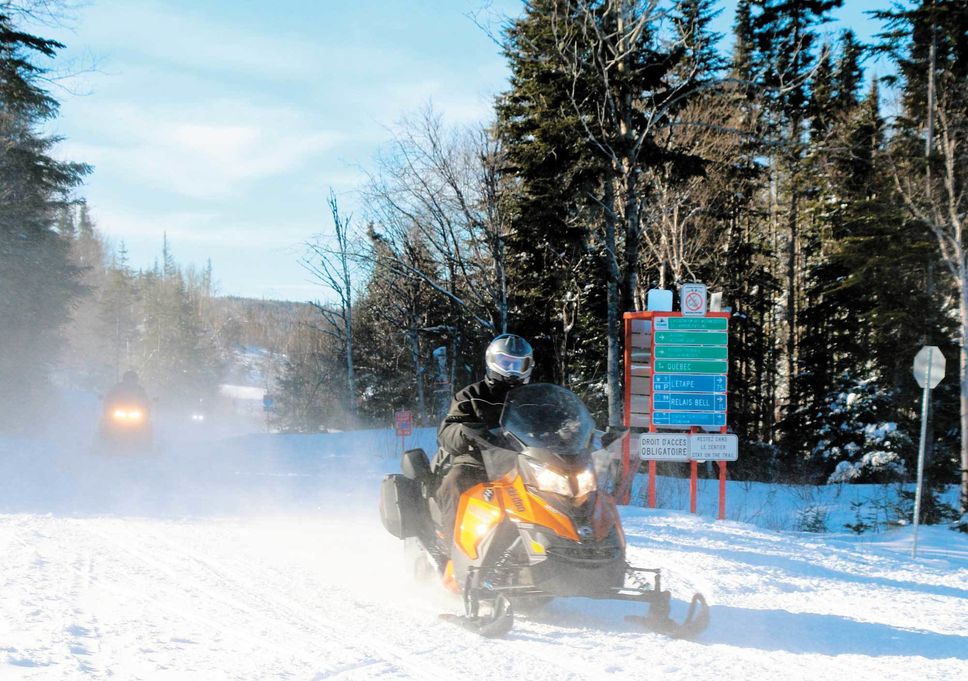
(639, 433, 738, 461)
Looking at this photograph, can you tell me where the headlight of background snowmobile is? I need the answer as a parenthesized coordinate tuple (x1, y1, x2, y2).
(524, 459, 572, 496)
(112, 408, 144, 422)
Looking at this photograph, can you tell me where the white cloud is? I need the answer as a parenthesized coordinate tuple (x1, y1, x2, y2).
(88, 202, 315, 248)
(74, 0, 323, 82)
(59, 99, 343, 199)
(45, 0, 514, 300)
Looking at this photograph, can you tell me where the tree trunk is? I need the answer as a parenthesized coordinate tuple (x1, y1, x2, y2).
(960, 268, 968, 515)
(622, 169, 641, 314)
(409, 330, 427, 426)
(604, 179, 623, 426)
(786, 178, 799, 422)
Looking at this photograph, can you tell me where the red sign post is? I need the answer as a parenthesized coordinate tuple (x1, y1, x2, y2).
(394, 410, 413, 456)
(394, 410, 413, 436)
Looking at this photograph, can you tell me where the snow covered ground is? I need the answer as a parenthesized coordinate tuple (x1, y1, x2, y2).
(1, 416, 965, 680)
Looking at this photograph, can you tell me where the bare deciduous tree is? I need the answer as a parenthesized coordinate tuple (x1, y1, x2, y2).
(891, 96, 968, 513)
(303, 190, 358, 422)
(362, 107, 512, 388)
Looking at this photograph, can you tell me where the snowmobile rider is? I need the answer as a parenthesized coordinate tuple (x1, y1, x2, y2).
(433, 333, 534, 552)
(104, 370, 149, 410)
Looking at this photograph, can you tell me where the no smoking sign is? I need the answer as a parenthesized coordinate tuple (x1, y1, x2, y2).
(680, 283, 707, 316)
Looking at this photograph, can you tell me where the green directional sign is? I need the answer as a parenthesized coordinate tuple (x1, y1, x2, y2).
(654, 345, 727, 360)
(656, 317, 728, 331)
(655, 331, 727, 346)
(655, 359, 728, 374)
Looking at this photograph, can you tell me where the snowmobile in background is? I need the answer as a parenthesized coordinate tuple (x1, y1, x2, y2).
(380, 383, 709, 638)
(97, 371, 154, 452)
(188, 397, 209, 424)
(97, 398, 153, 451)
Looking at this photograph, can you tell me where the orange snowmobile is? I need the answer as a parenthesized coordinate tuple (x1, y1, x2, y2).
(380, 383, 709, 638)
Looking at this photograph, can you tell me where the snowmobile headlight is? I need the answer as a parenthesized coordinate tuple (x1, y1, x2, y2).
(524, 460, 572, 496)
(112, 408, 143, 422)
(574, 466, 597, 497)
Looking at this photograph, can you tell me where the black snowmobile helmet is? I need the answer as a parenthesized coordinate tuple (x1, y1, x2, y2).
(485, 334, 534, 386)
(122, 370, 139, 386)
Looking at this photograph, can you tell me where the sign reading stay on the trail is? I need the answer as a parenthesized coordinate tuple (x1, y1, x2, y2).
(394, 410, 413, 437)
(913, 346, 945, 389)
(690, 434, 738, 461)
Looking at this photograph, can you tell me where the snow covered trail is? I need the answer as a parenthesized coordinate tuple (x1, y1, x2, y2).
(1, 425, 966, 680)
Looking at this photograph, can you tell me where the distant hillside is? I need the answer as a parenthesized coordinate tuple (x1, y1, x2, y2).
(211, 297, 316, 389)
(212, 297, 313, 352)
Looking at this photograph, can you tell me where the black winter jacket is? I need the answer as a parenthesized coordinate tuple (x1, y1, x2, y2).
(433, 378, 512, 471)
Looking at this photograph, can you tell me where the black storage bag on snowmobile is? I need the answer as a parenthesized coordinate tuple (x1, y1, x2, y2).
(401, 448, 432, 482)
(380, 474, 421, 539)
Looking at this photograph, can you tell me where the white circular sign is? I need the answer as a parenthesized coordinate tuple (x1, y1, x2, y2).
(913, 346, 945, 389)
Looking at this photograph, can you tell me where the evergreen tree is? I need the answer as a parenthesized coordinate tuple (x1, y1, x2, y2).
(495, 0, 606, 397)
(671, 0, 725, 78)
(746, 0, 842, 459)
(99, 245, 140, 384)
(354, 227, 448, 425)
(0, 11, 89, 428)
(875, 0, 968, 514)
(138, 241, 221, 402)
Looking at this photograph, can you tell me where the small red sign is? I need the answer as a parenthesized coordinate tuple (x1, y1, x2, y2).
(394, 410, 413, 437)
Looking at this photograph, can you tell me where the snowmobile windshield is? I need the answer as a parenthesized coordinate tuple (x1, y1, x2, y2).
(501, 383, 595, 453)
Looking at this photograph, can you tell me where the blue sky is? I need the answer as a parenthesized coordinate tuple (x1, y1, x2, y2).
(44, 0, 891, 302)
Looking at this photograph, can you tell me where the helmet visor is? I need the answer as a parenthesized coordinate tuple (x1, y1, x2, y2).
(489, 351, 533, 378)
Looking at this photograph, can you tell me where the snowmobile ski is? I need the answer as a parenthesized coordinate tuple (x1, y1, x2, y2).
(439, 593, 514, 638)
(626, 592, 709, 639)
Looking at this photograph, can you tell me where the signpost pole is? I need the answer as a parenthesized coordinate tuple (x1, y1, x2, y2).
(394, 410, 413, 458)
(648, 461, 657, 508)
(689, 460, 698, 514)
(913, 364, 932, 558)
(911, 346, 945, 558)
(718, 462, 727, 520)
(689, 426, 700, 514)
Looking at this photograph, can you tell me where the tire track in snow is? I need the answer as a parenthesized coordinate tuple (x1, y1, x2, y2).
(4, 525, 108, 677)
(78, 520, 470, 681)
(84, 518, 615, 681)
